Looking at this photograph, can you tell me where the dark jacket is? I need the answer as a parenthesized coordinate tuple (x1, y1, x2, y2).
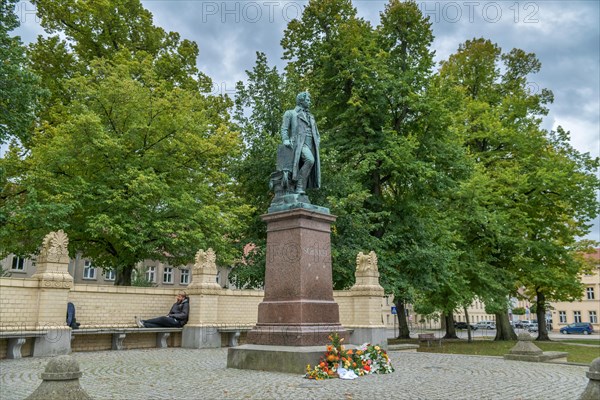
(168, 298, 189, 325)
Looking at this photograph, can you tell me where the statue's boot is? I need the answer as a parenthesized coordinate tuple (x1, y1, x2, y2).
(296, 178, 306, 194)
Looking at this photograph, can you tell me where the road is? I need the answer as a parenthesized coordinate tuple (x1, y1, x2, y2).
(386, 327, 600, 341)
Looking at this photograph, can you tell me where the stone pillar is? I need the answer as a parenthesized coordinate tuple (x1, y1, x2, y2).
(579, 357, 600, 400)
(348, 251, 387, 347)
(246, 209, 346, 346)
(31, 230, 73, 357)
(182, 249, 223, 348)
(25, 355, 92, 399)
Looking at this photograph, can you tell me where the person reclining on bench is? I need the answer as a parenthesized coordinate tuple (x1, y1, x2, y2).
(136, 291, 189, 328)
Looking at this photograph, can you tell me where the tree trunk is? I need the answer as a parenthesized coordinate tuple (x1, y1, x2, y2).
(115, 265, 134, 286)
(395, 300, 411, 339)
(494, 311, 517, 340)
(464, 306, 473, 342)
(535, 290, 551, 341)
(443, 313, 459, 339)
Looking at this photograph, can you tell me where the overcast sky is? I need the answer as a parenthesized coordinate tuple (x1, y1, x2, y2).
(12, 0, 600, 241)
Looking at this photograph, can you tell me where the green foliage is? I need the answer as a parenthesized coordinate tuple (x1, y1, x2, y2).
(512, 307, 526, 315)
(438, 36, 599, 333)
(0, 0, 46, 146)
(131, 268, 155, 287)
(1, 0, 250, 285)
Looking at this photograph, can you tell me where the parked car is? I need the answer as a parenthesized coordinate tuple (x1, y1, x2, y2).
(559, 322, 594, 335)
(527, 322, 539, 332)
(454, 321, 477, 330)
(515, 320, 536, 329)
(475, 321, 496, 329)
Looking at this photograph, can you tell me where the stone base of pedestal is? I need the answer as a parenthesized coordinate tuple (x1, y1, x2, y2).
(227, 344, 327, 374)
(247, 324, 348, 347)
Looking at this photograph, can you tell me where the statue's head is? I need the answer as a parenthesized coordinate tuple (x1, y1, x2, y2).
(296, 91, 311, 109)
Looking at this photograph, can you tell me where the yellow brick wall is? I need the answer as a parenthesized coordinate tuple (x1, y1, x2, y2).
(0, 281, 378, 330)
(334, 292, 354, 327)
(68, 285, 179, 327)
(216, 289, 264, 326)
(0, 278, 41, 330)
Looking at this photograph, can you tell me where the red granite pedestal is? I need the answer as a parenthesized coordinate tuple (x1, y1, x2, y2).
(247, 209, 346, 346)
(228, 208, 347, 373)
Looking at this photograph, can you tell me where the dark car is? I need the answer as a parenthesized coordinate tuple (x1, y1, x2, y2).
(559, 322, 594, 335)
(454, 321, 477, 330)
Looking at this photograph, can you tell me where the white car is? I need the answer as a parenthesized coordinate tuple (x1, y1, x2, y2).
(475, 321, 496, 329)
(521, 320, 537, 329)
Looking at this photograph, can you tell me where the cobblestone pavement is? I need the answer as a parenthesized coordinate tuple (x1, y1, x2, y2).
(0, 348, 589, 400)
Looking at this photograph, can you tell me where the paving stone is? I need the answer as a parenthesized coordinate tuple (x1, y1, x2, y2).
(0, 349, 589, 400)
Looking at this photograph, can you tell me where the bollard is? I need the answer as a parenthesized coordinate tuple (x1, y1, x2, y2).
(579, 357, 600, 400)
(25, 355, 93, 400)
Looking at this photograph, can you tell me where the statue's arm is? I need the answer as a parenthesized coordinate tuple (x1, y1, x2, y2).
(281, 110, 292, 147)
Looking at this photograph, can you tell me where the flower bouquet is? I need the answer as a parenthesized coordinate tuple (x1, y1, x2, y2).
(305, 332, 394, 380)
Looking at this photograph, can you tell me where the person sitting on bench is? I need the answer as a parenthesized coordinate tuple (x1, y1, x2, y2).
(136, 291, 189, 328)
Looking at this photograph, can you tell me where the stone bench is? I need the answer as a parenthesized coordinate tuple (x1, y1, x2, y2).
(218, 327, 252, 347)
(72, 327, 183, 350)
(0, 330, 48, 359)
(418, 333, 441, 347)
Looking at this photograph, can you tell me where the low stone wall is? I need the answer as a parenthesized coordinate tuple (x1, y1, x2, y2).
(0, 232, 387, 358)
(0, 281, 385, 358)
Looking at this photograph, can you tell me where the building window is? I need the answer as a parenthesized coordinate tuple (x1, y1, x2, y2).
(163, 267, 173, 284)
(83, 261, 96, 279)
(590, 311, 598, 324)
(104, 269, 115, 281)
(146, 266, 156, 283)
(11, 256, 25, 271)
(559, 311, 567, 323)
(586, 287, 595, 300)
(180, 269, 189, 285)
(574, 311, 582, 323)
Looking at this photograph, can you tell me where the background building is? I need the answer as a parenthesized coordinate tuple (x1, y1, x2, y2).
(1, 253, 231, 288)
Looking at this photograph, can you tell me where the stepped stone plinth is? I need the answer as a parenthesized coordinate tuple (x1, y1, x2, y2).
(503, 333, 568, 363)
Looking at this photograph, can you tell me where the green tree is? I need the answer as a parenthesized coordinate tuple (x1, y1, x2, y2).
(228, 52, 292, 288)
(439, 38, 600, 340)
(281, 0, 473, 340)
(1, 1, 250, 285)
(0, 0, 45, 147)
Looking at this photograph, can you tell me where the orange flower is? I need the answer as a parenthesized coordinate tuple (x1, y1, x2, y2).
(319, 361, 326, 368)
(327, 354, 336, 362)
(346, 349, 353, 355)
(327, 345, 333, 352)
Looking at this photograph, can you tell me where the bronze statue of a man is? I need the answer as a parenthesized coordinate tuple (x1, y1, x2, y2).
(280, 92, 321, 194)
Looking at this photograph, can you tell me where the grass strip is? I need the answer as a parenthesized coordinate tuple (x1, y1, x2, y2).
(388, 338, 600, 364)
